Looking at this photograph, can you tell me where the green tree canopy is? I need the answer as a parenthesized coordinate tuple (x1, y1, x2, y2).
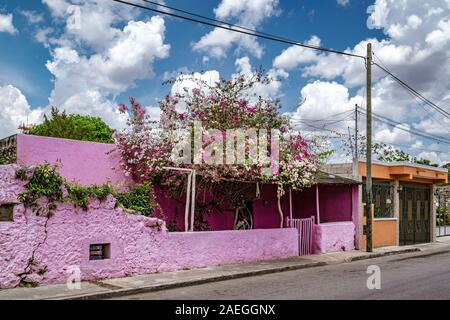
(373, 143, 439, 167)
(26, 107, 114, 143)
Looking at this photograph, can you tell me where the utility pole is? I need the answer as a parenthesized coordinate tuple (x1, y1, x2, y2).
(365, 43, 373, 252)
(353, 104, 359, 180)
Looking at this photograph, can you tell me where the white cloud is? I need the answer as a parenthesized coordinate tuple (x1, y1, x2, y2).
(279, 0, 450, 163)
(60, 90, 128, 129)
(0, 14, 18, 35)
(0, 85, 43, 137)
(417, 151, 446, 164)
(272, 36, 321, 70)
(35, 27, 54, 46)
(214, 0, 280, 26)
(287, 81, 356, 133)
(162, 67, 191, 82)
(171, 70, 221, 97)
(193, 0, 279, 59)
(145, 106, 163, 123)
(46, 16, 170, 107)
(374, 124, 412, 144)
(42, 0, 70, 18)
(169, 70, 220, 114)
(234, 56, 288, 99)
(0, 0, 171, 135)
(337, 0, 349, 7)
(19, 10, 45, 24)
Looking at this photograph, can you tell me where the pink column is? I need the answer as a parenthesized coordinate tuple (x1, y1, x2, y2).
(316, 185, 320, 224)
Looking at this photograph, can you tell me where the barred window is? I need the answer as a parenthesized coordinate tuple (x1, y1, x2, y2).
(362, 182, 394, 218)
(89, 244, 110, 260)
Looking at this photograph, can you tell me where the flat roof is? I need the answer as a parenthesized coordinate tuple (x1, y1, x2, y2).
(360, 160, 448, 173)
(316, 171, 361, 185)
(328, 160, 448, 174)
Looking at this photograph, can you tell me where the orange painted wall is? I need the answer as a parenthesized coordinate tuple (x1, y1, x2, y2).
(362, 206, 397, 249)
(358, 162, 447, 184)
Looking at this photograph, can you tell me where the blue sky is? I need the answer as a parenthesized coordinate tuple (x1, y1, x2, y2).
(0, 0, 383, 109)
(0, 0, 449, 164)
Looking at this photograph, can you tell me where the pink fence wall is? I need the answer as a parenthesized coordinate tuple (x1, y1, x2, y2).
(0, 165, 298, 288)
(15, 134, 128, 188)
(12, 135, 360, 236)
(313, 222, 356, 254)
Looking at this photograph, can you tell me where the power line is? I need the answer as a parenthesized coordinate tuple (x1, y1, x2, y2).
(289, 110, 354, 123)
(358, 107, 450, 144)
(140, 0, 295, 42)
(372, 60, 450, 119)
(293, 109, 450, 146)
(288, 110, 354, 121)
(358, 108, 450, 145)
(113, 0, 450, 147)
(373, 52, 450, 129)
(299, 122, 447, 154)
(111, 0, 366, 59)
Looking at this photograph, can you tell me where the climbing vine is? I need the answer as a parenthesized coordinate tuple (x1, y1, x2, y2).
(15, 163, 158, 217)
(0, 145, 16, 165)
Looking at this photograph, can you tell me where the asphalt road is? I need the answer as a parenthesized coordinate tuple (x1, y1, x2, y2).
(110, 250, 450, 300)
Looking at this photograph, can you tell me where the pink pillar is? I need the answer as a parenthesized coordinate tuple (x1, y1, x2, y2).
(289, 188, 293, 223)
(316, 184, 320, 224)
(351, 184, 359, 248)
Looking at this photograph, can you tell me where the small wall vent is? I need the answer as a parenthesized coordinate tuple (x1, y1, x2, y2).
(89, 243, 111, 260)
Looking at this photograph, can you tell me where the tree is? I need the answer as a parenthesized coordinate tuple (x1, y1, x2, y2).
(373, 143, 439, 167)
(26, 107, 114, 143)
(114, 72, 322, 195)
(114, 72, 324, 230)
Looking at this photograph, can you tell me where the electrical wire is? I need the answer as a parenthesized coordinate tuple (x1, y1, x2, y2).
(373, 52, 450, 129)
(298, 122, 447, 154)
(111, 0, 366, 59)
(373, 61, 450, 119)
(112, 0, 450, 146)
(358, 108, 450, 145)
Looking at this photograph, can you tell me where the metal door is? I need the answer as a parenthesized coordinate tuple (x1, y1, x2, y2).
(287, 216, 315, 255)
(399, 184, 431, 245)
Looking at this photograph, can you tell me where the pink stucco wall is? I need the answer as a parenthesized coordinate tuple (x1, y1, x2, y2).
(313, 222, 356, 253)
(15, 134, 128, 188)
(12, 135, 360, 237)
(0, 165, 298, 288)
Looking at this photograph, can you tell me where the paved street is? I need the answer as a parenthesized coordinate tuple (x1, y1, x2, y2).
(110, 250, 450, 300)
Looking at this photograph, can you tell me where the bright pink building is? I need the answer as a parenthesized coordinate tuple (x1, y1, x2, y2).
(0, 134, 360, 287)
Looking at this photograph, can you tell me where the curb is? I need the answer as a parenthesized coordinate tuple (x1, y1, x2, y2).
(55, 247, 421, 300)
(60, 261, 328, 300)
(349, 247, 420, 261)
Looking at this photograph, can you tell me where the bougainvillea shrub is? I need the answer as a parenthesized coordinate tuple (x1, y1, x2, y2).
(114, 72, 322, 228)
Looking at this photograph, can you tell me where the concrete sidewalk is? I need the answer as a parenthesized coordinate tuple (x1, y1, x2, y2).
(2, 237, 450, 300)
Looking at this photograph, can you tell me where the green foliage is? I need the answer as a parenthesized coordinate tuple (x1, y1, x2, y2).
(15, 163, 157, 217)
(373, 142, 440, 166)
(65, 183, 115, 210)
(26, 107, 114, 143)
(115, 182, 156, 217)
(437, 205, 449, 226)
(316, 149, 335, 162)
(16, 163, 65, 215)
(0, 145, 16, 165)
